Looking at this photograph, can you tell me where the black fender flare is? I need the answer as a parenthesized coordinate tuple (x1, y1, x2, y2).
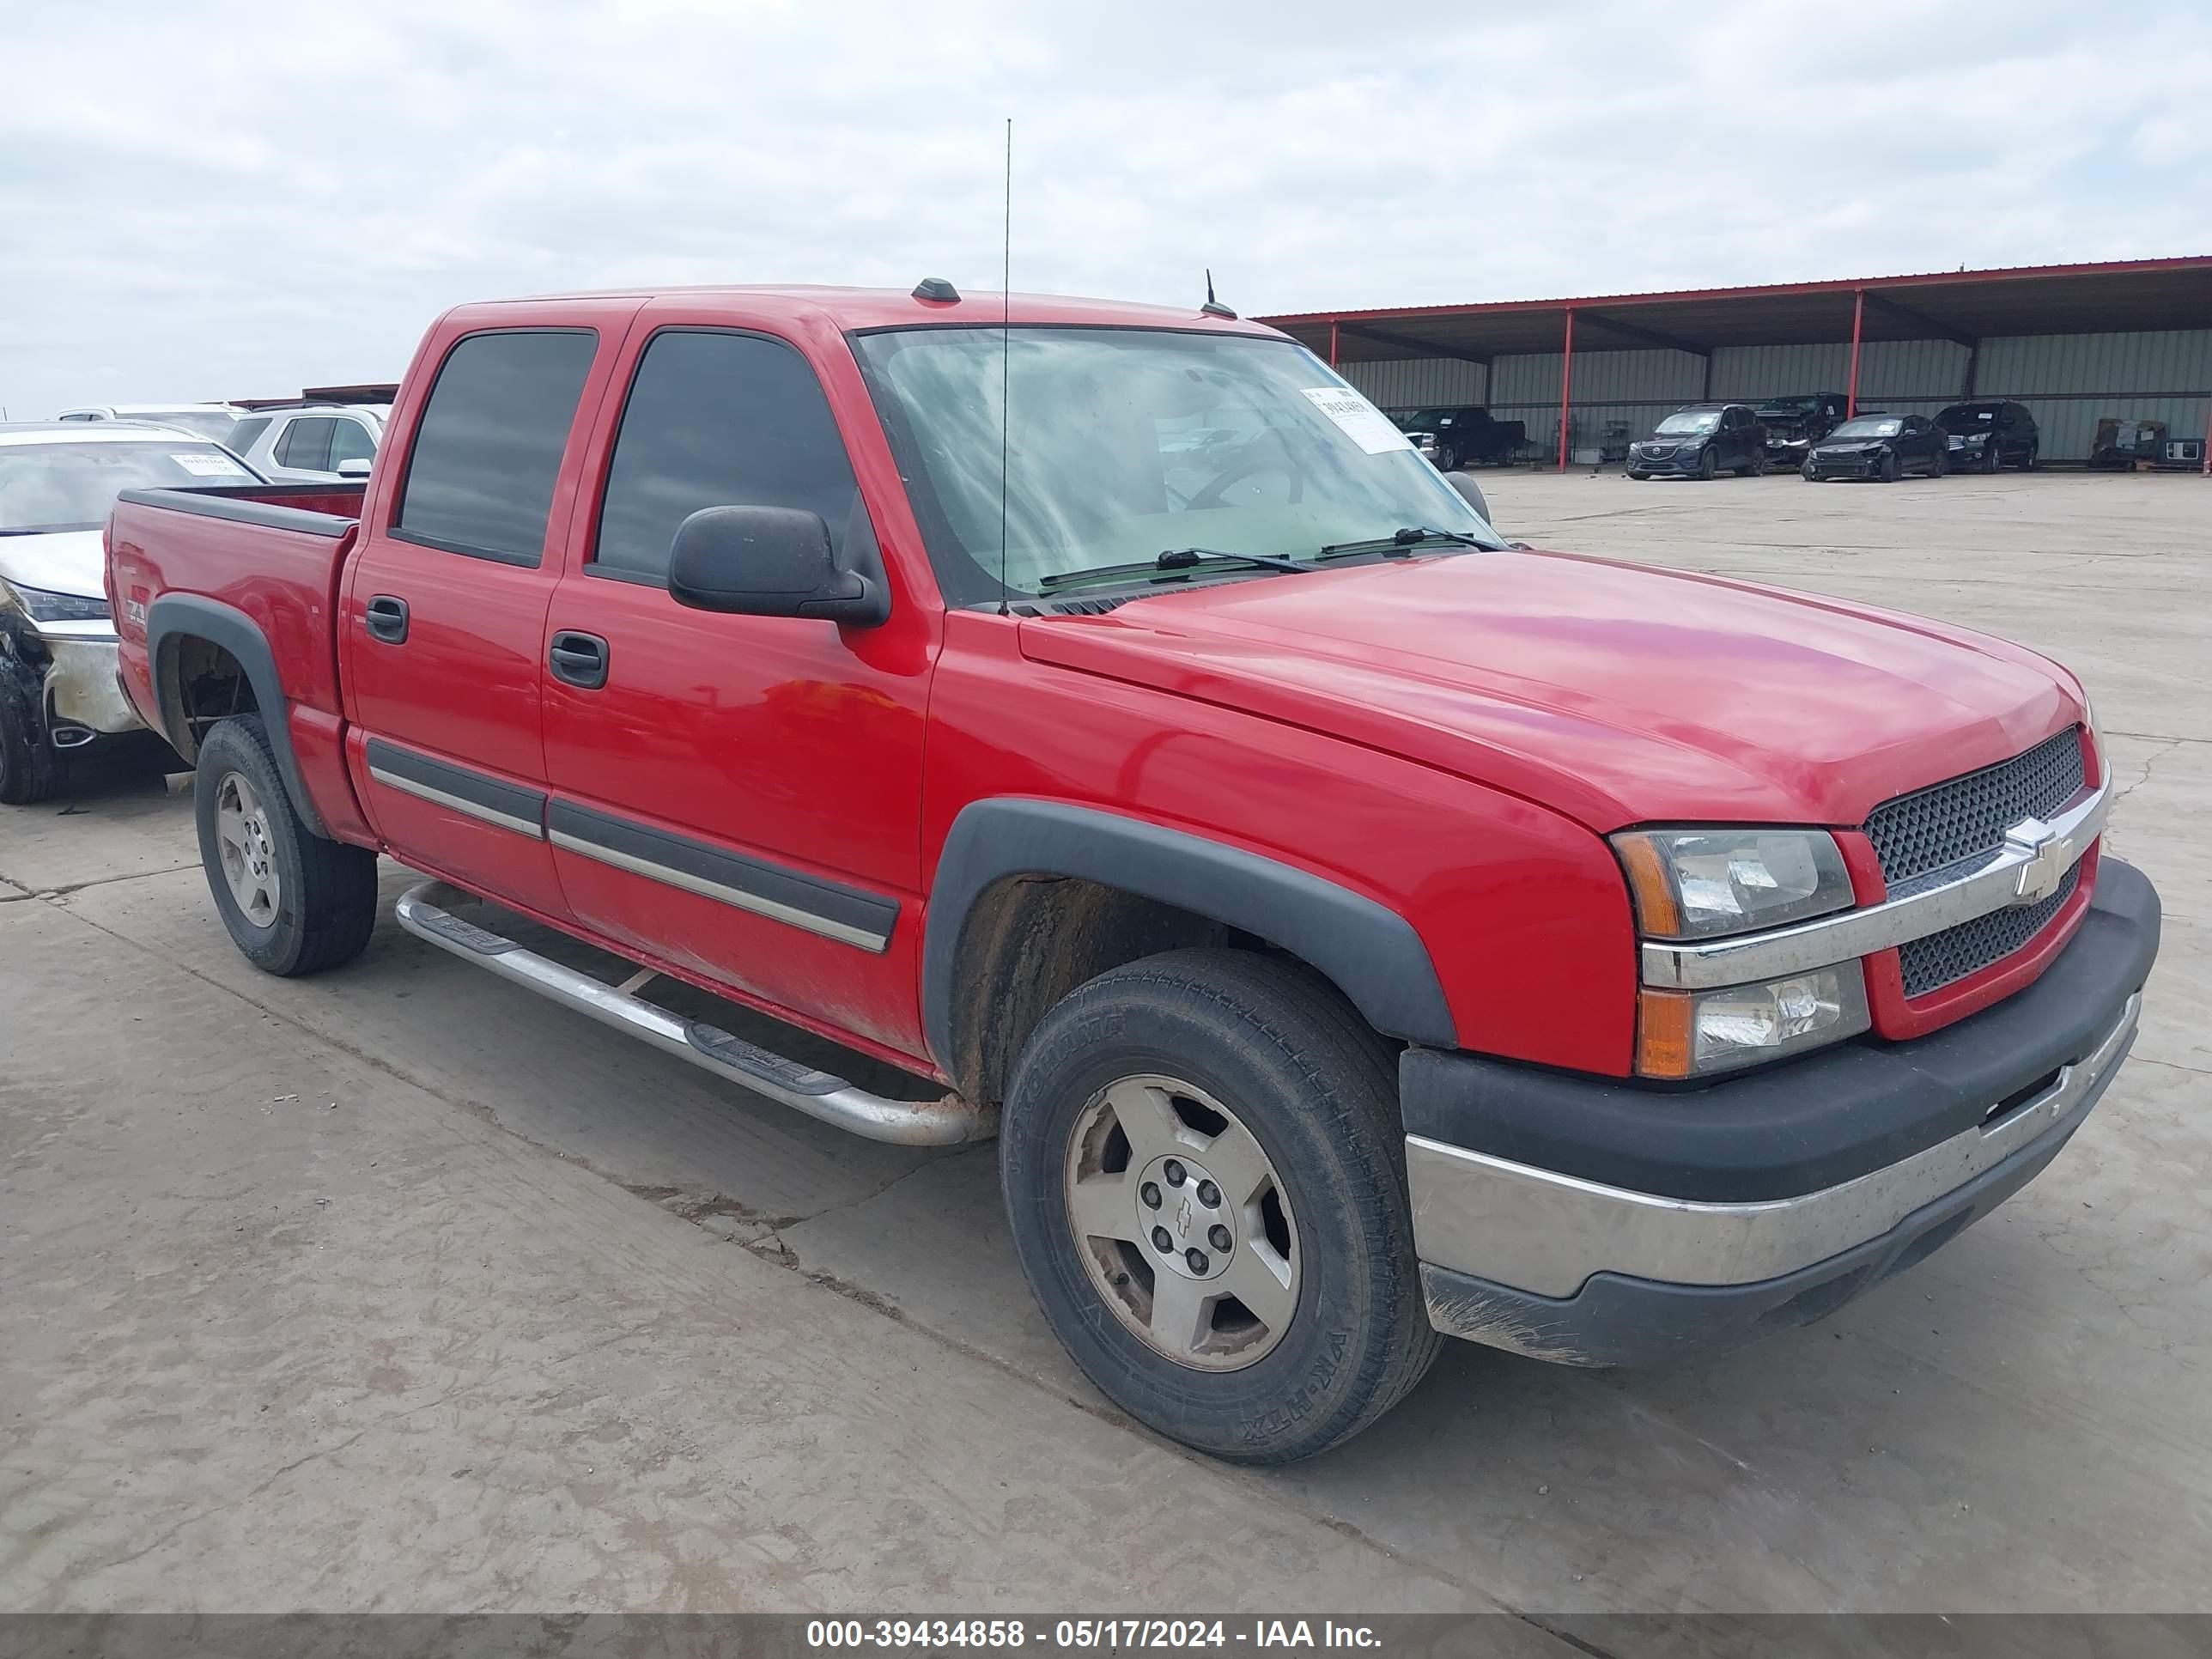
(146, 592, 328, 837)
(922, 799, 1456, 1072)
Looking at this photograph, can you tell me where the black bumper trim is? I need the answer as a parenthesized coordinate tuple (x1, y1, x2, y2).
(1401, 856, 2159, 1203)
(1423, 1051, 2114, 1368)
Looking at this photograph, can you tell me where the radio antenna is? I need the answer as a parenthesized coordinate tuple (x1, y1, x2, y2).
(997, 117, 1012, 617)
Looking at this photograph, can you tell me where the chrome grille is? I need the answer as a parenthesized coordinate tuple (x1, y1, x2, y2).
(1898, 865, 2079, 997)
(1865, 728, 2086, 888)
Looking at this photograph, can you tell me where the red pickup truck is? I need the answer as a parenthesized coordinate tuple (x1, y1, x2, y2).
(106, 283, 2160, 1463)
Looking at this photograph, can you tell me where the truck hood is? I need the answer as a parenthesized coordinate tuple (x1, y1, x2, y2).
(1018, 550, 2083, 831)
(0, 529, 106, 599)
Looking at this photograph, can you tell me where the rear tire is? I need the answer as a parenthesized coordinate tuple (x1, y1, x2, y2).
(0, 667, 61, 806)
(194, 714, 378, 975)
(1930, 447, 1948, 478)
(1000, 949, 1440, 1465)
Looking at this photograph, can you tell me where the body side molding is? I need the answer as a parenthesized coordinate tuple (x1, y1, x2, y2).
(922, 798, 1457, 1071)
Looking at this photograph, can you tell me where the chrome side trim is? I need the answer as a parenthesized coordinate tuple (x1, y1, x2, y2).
(548, 828, 890, 953)
(393, 882, 989, 1146)
(1641, 779, 2111, 990)
(369, 767, 544, 840)
(1407, 992, 2137, 1298)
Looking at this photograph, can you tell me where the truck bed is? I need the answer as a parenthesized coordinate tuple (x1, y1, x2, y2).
(109, 481, 364, 716)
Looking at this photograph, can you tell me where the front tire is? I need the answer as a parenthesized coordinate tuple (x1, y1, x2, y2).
(1000, 949, 1439, 1464)
(1880, 451, 1901, 483)
(1432, 443, 1459, 472)
(0, 667, 61, 805)
(194, 714, 378, 975)
(2018, 443, 2038, 471)
(1627, 470, 1650, 481)
(1697, 448, 1717, 481)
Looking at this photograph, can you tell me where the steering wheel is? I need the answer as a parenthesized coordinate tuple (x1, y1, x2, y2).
(1186, 457, 1304, 509)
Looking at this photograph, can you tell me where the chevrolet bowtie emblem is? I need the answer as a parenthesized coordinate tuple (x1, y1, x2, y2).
(2006, 817, 2068, 904)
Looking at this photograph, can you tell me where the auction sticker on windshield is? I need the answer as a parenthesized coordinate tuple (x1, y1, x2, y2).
(1301, 387, 1413, 455)
(172, 452, 249, 477)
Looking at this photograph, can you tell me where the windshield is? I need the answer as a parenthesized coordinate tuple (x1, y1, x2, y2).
(853, 327, 1502, 603)
(1403, 408, 1473, 429)
(1830, 417, 1902, 439)
(1654, 410, 1720, 435)
(1938, 405, 1997, 427)
(124, 410, 240, 442)
(1757, 396, 1820, 415)
(0, 441, 254, 534)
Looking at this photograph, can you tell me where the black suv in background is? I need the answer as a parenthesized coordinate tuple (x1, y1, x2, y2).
(1626, 403, 1766, 479)
(1396, 406, 1526, 469)
(1802, 411, 1950, 481)
(1936, 400, 2039, 471)
(1755, 392, 1850, 469)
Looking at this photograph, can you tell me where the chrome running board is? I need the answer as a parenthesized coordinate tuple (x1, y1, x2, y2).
(394, 881, 992, 1146)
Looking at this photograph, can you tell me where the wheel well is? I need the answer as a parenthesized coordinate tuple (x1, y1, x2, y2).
(947, 875, 1377, 1108)
(159, 635, 258, 765)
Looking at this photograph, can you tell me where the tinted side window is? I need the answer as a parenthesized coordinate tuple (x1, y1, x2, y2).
(278, 418, 335, 471)
(328, 419, 377, 467)
(228, 416, 272, 453)
(397, 330, 597, 565)
(592, 329, 861, 582)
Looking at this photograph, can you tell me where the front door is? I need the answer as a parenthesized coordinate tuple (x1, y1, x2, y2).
(537, 311, 938, 1064)
(341, 310, 636, 919)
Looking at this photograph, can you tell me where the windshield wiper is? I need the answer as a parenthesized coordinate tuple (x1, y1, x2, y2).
(1314, 526, 1490, 560)
(1036, 546, 1310, 592)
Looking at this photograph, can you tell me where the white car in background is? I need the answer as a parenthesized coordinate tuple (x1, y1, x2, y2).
(226, 404, 386, 482)
(0, 422, 262, 802)
(54, 403, 245, 444)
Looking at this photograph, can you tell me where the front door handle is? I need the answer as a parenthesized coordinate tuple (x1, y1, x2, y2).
(550, 630, 610, 690)
(364, 594, 409, 644)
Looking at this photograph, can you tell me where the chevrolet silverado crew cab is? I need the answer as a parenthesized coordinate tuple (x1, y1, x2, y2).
(106, 283, 2160, 1465)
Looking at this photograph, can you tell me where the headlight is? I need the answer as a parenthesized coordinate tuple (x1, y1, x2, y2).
(1638, 966, 1872, 1078)
(1, 580, 112, 627)
(1613, 828, 1854, 939)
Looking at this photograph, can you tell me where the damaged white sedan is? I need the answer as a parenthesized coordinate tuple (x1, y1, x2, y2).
(0, 422, 256, 802)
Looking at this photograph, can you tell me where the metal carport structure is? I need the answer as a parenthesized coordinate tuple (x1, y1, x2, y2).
(1261, 257, 2212, 472)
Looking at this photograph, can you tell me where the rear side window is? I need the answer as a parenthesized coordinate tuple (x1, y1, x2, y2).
(228, 416, 272, 453)
(397, 329, 597, 566)
(591, 329, 862, 582)
(277, 417, 335, 471)
(329, 419, 376, 467)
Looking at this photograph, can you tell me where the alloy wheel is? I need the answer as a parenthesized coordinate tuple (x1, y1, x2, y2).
(215, 770, 281, 927)
(1062, 1073, 1300, 1372)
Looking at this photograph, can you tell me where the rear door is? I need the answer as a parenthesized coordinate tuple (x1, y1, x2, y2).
(340, 307, 638, 917)
(535, 307, 937, 1062)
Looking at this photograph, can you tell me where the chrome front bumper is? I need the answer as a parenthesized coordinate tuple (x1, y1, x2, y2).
(1407, 991, 2138, 1303)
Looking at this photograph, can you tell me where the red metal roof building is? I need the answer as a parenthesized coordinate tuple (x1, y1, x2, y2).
(1261, 257, 2212, 471)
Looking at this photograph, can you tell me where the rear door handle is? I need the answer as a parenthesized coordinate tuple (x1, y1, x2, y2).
(549, 630, 610, 690)
(364, 594, 409, 644)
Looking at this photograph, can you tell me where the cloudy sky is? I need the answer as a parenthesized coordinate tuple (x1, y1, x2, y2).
(3, 0, 2205, 417)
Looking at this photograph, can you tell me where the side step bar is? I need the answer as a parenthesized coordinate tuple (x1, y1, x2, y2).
(394, 881, 993, 1146)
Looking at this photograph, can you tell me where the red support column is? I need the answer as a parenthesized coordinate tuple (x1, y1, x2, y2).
(1329, 319, 1340, 368)
(1557, 307, 1576, 472)
(2201, 398, 2209, 477)
(1845, 290, 1865, 417)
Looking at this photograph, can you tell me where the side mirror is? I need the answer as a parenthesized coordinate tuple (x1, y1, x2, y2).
(1442, 469, 1492, 526)
(335, 459, 372, 479)
(667, 505, 888, 626)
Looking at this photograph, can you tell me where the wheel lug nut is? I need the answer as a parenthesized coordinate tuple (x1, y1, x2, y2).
(1163, 1160, 1186, 1187)
(1196, 1180, 1220, 1206)
(1152, 1226, 1173, 1253)
(1208, 1224, 1231, 1251)
(1139, 1182, 1162, 1209)
(1185, 1249, 1209, 1273)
